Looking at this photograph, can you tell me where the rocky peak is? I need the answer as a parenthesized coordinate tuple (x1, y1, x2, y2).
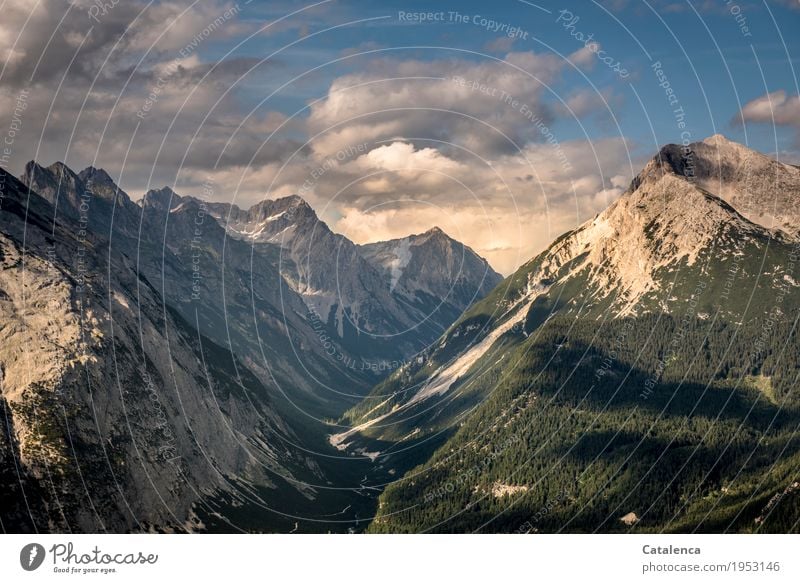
(141, 186, 183, 212)
(359, 226, 502, 311)
(248, 194, 316, 223)
(702, 133, 736, 148)
(22, 160, 133, 207)
(78, 165, 113, 188)
(47, 161, 79, 180)
(515, 139, 775, 317)
(20, 160, 84, 217)
(78, 165, 112, 184)
(77, 166, 135, 206)
(627, 135, 800, 236)
(416, 226, 448, 243)
(23, 159, 79, 188)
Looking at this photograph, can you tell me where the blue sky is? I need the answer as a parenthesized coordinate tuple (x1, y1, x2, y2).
(1, 0, 798, 272)
(201, 0, 800, 155)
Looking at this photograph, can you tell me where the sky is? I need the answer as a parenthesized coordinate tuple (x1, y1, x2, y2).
(1, 0, 799, 274)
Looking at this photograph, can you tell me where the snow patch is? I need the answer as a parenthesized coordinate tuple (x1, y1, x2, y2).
(387, 238, 412, 291)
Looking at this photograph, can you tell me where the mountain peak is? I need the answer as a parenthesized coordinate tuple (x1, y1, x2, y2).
(77, 166, 134, 204)
(702, 133, 733, 146)
(699, 133, 763, 159)
(22, 160, 80, 185)
(282, 194, 308, 206)
(141, 186, 183, 211)
(20, 160, 83, 206)
(274, 194, 314, 213)
(247, 194, 316, 223)
(78, 166, 114, 186)
(47, 161, 79, 179)
(23, 159, 44, 174)
(422, 226, 446, 237)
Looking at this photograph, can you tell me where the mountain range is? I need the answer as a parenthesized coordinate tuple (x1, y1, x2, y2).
(2, 135, 799, 533)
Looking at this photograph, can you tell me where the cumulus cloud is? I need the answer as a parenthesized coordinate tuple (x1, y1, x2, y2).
(737, 90, 800, 148)
(0, 0, 250, 88)
(293, 137, 634, 275)
(483, 37, 516, 54)
(568, 44, 598, 69)
(739, 90, 800, 126)
(554, 88, 620, 118)
(305, 51, 570, 160)
(0, 0, 294, 192)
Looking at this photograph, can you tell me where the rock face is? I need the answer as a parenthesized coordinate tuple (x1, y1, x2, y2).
(22, 161, 142, 240)
(0, 168, 317, 533)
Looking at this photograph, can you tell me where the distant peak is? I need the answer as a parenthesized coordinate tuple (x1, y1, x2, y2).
(47, 161, 79, 177)
(248, 194, 316, 222)
(79, 166, 114, 185)
(420, 226, 449, 239)
(278, 194, 311, 208)
(22, 160, 82, 184)
(142, 186, 183, 210)
(22, 160, 45, 181)
(149, 186, 178, 197)
(23, 159, 44, 172)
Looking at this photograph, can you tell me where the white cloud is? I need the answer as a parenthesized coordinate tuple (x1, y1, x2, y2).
(568, 44, 598, 69)
(306, 51, 568, 159)
(740, 90, 800, 127)
(313, 138, 635, 275)
(0, 0, 296, 193)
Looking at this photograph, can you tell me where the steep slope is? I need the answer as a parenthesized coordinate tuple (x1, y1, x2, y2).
(0, 168, 336, 533)
(339, 137, 795, 437)
(336, 137, 800, 533)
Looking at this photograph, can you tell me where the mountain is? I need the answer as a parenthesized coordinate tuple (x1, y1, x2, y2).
(18, 161, 501, 413)
(0, 167, 346, 533)
(137, 185, 379, 418)
(20, 166, 361, 417)
(335, 136, 800, 533)
(359, 227, 503, 329)
(205, 195, 502, 363)
(11, 137, 796, 534)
